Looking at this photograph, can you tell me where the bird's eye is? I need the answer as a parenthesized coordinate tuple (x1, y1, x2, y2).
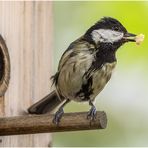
(114, 27, 119, 31)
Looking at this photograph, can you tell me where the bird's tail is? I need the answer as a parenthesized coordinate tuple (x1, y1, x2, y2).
(28, 90, 64, 114)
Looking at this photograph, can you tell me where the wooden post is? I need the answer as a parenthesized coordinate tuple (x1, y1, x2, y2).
(0, 1, 53, 146)
(0, 111, 107, 136)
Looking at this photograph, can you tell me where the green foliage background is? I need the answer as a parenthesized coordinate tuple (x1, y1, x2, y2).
(52, 1, 148, 146)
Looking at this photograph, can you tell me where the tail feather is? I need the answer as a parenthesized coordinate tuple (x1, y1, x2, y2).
(28, 90, 64, 114)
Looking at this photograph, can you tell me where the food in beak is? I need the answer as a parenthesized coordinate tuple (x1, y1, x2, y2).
(123, 33, 144, 44)
(135, 34, 145, 45)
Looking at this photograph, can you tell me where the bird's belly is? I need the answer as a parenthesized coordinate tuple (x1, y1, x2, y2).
(90, 62, 116, 100)
(57, 62, 116, 102)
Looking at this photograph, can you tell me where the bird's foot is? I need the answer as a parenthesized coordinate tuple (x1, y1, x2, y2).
(53, 108, 64, 125)
(87, 105, 97, 121)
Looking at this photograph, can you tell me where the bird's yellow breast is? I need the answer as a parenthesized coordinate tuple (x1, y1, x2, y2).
(90, 62, 116, 100)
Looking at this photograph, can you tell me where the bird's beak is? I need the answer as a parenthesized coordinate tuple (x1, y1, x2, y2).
(123, 32, 137, 42)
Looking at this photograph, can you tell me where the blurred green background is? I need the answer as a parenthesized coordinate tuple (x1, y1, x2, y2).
(52, 1, 148, 147)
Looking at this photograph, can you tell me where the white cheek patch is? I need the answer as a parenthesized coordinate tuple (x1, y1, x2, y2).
(91, 29, 124, 43)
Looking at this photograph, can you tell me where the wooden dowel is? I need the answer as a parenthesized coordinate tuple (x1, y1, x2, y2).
(0, 111, 107, 136)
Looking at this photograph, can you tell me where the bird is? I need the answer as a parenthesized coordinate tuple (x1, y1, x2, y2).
(28, 17, 138, 125)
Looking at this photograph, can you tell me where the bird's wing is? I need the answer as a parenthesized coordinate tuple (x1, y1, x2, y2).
(51, 37, 96, 86)
(53, 38, 97, 100)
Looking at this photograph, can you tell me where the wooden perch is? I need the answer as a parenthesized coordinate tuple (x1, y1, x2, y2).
(0, 111, 107, 136)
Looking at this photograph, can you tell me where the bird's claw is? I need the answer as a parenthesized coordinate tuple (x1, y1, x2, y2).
(53, 108, 64, 125)
(87, 106, 97, 121)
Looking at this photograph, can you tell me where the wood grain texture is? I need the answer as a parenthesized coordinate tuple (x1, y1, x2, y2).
(0, 1, 53, 146)
(0, 96, 4, 116)
(0, 111, 107, 136)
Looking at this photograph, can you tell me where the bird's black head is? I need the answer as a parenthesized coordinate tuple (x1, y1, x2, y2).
(87, 17, 127, 33)
(85, 17, 137, 50)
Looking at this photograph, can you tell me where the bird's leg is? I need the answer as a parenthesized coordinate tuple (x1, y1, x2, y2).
(87, 100, 97, 121)
(53, 99, 70, 125)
